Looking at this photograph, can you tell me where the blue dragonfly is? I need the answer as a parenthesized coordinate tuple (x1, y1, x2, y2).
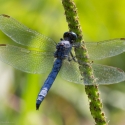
(0, 14, 125, 110)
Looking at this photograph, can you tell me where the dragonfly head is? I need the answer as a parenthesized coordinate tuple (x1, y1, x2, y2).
(63, 31, 77, 43)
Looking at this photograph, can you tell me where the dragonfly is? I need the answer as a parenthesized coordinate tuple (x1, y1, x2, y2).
(0, 14, 125, 110)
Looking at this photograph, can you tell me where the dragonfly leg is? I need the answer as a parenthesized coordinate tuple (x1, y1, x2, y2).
(68, 56, 72, 61)
(68, 52, 77, 62)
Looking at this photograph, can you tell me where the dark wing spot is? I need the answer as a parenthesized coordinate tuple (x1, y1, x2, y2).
(0, 44, 6, 46)
(2, 14, 10, 18)
(120, 38, 125, 40)
(117, 68, 123, 72)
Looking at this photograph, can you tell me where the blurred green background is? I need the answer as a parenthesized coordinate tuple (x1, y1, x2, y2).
(0, 0, 125, 125)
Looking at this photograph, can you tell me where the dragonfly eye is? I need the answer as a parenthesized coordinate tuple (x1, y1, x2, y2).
(63, 32, 69, 38)
(69, 32, 77, 41)
(63, 31, 77, 43)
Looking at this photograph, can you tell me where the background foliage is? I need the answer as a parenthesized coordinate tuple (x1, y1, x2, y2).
(0, 0, 125, 125)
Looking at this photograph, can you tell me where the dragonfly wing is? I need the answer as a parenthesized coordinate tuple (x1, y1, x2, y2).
(60, 59, 125, 85)
(60, 59, 83, 84)
(0, 14, 56, 51)
(92, 64, 125, 85)
(85, 38, 125, 60)
(0, 44, 54, 74)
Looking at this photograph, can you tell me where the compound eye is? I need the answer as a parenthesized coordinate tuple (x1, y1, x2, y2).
(63, 32, 69, 38)
(63, 31, 77, 42)
(69, 32, 77, 40)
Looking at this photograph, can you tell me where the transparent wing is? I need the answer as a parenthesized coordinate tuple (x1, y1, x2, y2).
(60, 60, 125, 85)
(60, 59, 83, 84)
(0, 44, 54, 74)
(85, 38, 125, 60)
(0, 14, 56, 51)
(92, 64, 125, 85)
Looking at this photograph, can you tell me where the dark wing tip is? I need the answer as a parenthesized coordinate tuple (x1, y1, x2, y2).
(0, 44, 6, 46)
(1, 14, 10, 18)
(117, 67, 124, 73)
(120, 38, 125, 40)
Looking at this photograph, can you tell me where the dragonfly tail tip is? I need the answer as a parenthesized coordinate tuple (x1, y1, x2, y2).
(36, 104, 40, 110)
(36, 100, 42, 110)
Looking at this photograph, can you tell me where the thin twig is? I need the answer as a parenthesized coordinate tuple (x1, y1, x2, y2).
(61, 0, 107, 124)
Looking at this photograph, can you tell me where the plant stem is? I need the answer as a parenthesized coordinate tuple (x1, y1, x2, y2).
(61, 0, 107, 124)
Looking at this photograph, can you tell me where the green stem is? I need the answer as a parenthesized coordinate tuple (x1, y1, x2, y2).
(61, 0, 107, 125)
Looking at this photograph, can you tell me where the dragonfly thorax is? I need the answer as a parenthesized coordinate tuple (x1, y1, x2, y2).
(54, 40, 72, 59)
